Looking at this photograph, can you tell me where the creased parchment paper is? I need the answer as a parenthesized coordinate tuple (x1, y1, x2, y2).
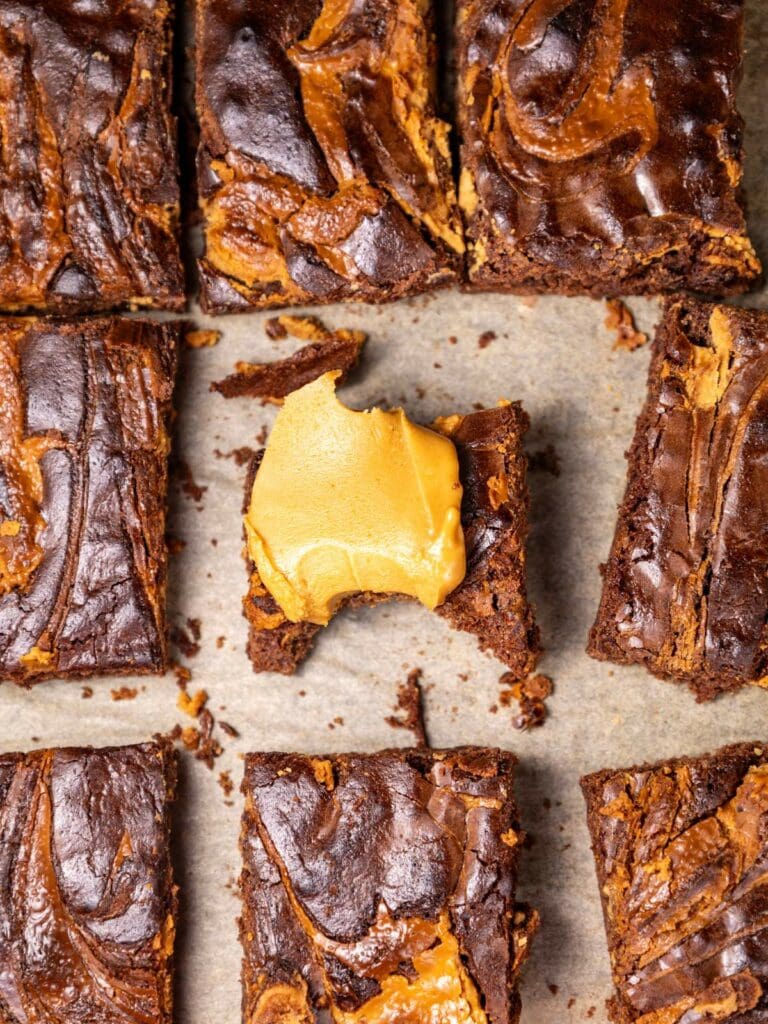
(1, 4, 767, 1021)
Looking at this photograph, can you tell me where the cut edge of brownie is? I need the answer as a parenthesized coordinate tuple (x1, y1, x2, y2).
(239, 746, 539, 1024)
(241, 403, 540, 676)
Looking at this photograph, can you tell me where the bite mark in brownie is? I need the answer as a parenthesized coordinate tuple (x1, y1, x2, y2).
(240, 747, 538, 1024)
(581, 741, 768, 1024)
(588, 297, 768, 700)
(456, 0, 761, 296)
(0, 1, 184, 313)
(0, 740, 177, 1024)
(0, 316, 178, 684)
(195, 0, 464, 313)
(242, 402, 540, 676)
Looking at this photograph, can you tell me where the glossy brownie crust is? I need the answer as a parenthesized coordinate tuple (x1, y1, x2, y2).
(0, 740, 177, 1024)
(0, 317, 179, 684)
(588, 298, 768, 700)
(243, 402, 540, 676)
(241, 748, 538, 1024)
(581, 742, 768, 1024)
(456, 0, 761, 296)
(0, 1, 184, 313)
(195, 0, 464, 313)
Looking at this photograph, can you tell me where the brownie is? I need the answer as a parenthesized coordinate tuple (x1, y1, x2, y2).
(581, 741, 768, 1024)
(195, 0, 464, 313)
(456, 0, 761, 296)
(211, 326, 366, 401)
(0, 316, 178, 684)
(243, 402, 540, 676)
(589, 297, 768, 700)
(240, 747, 538, 1024)
(0, 1, 185, 313)
(0, 739, 177, 1024)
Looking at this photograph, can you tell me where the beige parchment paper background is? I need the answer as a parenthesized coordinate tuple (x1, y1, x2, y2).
(2, 3, 767, 1021)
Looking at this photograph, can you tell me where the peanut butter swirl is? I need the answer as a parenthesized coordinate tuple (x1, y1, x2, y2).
(241, 749, 538, 1024)
(457, 0, 760, 295)
(0, 741, 177, 1024)
(589, 298, 768, 701)
(196, 0, 463, 312)
(582, 743, 768, 1024)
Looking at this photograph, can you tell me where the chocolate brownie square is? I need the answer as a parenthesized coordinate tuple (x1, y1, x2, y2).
(0, 1, 184, 312)
(456, 0, 761, 295)
(0, 316, 178, 684)
(0, 740, 177, 1023)
(240, 747, 538, 1024)
(588, 297, 768, 700)
(582, 741, 768, 1024)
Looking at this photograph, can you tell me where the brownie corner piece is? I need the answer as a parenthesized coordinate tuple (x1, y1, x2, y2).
(588, 297, 768, 700)
(195, 0, 464, 313)
(0, 316, 179, 684)
(0, 1, 184, 313)
(240, 747, 538, 1024)
(456, 0, 760, 296)
(581, 741, 768, 1024)
(0, 739, 178, 1023)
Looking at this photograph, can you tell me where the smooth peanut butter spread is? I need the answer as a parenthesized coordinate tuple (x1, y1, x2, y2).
(588, 298, 768, 701)
(241, 749, 538, 1024)
(0, 741, 177, 1024)
(457, 0, 761, 295)
(196, 0, 463, 313)
(0, 0, 184, 312)
(245, 372, 466, 624)
(582, 743, 768, 1024)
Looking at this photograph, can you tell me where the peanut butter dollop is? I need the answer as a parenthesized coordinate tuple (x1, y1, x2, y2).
(245, 372, 466, 624)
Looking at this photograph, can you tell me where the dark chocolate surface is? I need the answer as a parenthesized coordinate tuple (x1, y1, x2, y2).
(0, 317, 178, 684)
(195, 0, 464, 313)
(588, 297, 768, 700)
(0, 740, 177, 1024)
(241, 748, 537, 1024)
(0, 0, 184, 313)
(582, 741, 768, 1024)
(243, 402, 540, 676)
(457, 0, 761, 295)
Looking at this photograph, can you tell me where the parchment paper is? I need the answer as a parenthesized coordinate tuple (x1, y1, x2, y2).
(2, 4, 767, 1021)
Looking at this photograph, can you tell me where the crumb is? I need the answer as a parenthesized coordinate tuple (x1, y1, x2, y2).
(385, 669, 428, 746)
(171, 457, 207, 506)
(433, 362, 442, 369)
(166, 534, 186, 555)
(605, 299, 648, 352)
(448, 336, 458, 345)
(170, 617, 202, 659)
(499, 672, 553, 730)
(219, 720, 239, 738)
(297, 689, 306, 697)
(216, 635, 226, 649)
(111, 686, 138, 701)
(567, 998, 576, 1009)
(548, 984, 559, 996)
(415, 386, 426, 399)
(81, 686, 94, 699)
(185, 329, 221, 349)
(477, 330, 496, 349)
(214, 445, 258, 467)
(177, 689, 208, 719)
(218, 770, 235, 798)
(195, 709, 223, 769)
(171, 660, 192, 689)
(255, 424, 268, 445)
(543, 797, 552, 810)
(265, 317, 288, 340)
(528, 444, 561, 477)
(586, 1007, 596, 1019)
(489, 703, 498, 714)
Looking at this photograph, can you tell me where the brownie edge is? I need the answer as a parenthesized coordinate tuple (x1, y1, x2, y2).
(240, 747, 538, 1024)
(581, 741, 768, 1024)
